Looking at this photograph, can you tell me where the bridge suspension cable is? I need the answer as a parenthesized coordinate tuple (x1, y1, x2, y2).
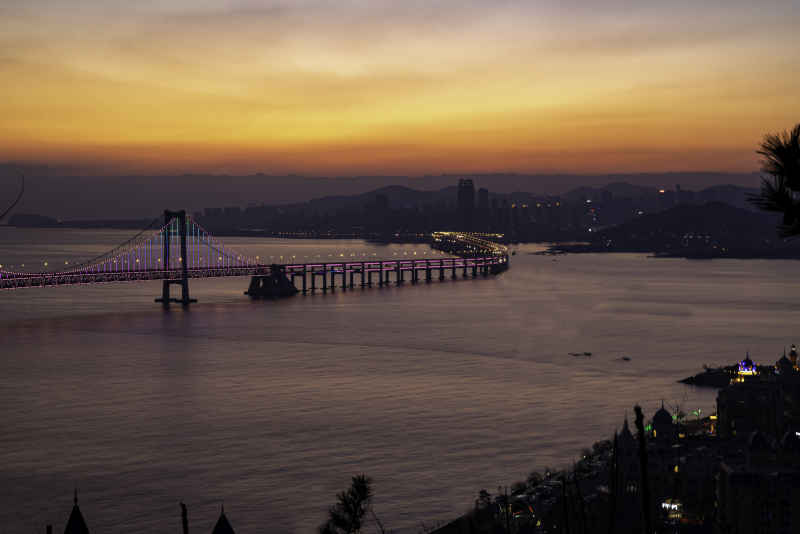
(56, 216, 163, 274)
(0, 171, 24, 223)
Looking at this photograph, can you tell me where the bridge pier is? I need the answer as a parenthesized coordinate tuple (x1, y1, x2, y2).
(154, 210, 197, 307)
(303, 266, 308, 293)
(157, 278, 196, 307)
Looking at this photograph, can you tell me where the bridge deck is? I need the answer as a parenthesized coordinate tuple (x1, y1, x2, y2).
(0, 255, 507, 290)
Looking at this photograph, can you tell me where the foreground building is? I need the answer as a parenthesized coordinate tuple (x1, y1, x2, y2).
(48, 495, 236, 534)
(62, 492, 89, 534)
(716, 431, 800, 533)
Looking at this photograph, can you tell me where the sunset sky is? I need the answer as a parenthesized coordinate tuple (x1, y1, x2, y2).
(1, 0, 798, 175)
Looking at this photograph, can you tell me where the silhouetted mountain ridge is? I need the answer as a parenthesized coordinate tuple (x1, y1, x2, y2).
(556, 202, 800, 258)
(0, 164, 758, 220)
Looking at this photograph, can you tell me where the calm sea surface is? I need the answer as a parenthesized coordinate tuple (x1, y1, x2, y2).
(1, 228, 796, 533)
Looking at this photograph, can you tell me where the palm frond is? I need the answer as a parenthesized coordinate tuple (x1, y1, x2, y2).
(757, 123, 800, 189)
(751, 123, 800, 237)
(749, 175, 793, 213)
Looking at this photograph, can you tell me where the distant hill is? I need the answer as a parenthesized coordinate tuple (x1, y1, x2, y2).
(565, 202, 800, 258)
(600, 202, 774, 243)
(564, 182, 657, 201)
(563, 182, 759, 211)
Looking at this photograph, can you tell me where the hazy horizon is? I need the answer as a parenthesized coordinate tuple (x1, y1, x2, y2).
(0, 168, 760, 220)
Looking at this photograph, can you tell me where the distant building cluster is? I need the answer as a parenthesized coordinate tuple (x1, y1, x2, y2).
(186, 181, 756, 244)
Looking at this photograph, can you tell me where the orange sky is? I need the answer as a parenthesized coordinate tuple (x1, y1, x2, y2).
(1, 0, 798, 175)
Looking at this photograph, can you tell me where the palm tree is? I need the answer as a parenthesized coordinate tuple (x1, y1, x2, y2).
(749, 123, 800, 236)
(319, 474, 375, 534)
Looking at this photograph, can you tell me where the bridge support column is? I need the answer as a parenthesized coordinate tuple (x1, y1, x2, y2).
(396, 263, 402, 285)
(472, 264, 477, 277)
(379, 262, 384, 287)
(426, 265, 431, 282)
(451, 262, 457, 279)
(349, 269, 354, 288)
(361, 263, 366, 288)
(155, 209, 197, 307)
(439, 265, 445, 280)
(322, 267, 327, 292)
(302, 266, 307, 293)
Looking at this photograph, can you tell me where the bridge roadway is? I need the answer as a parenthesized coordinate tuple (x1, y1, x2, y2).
(0, 255, 508, 292)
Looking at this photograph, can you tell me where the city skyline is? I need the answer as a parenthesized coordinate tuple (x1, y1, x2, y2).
(2, 0, 798, 176)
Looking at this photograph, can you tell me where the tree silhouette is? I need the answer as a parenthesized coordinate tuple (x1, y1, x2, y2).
(319, 474, 374, 534)
(750, 123, 800, 236)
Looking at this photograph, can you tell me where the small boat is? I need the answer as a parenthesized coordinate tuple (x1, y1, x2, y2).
(622, 356, 631, 361)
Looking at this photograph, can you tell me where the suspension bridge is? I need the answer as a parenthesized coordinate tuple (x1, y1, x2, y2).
(0, 210, 509, 306)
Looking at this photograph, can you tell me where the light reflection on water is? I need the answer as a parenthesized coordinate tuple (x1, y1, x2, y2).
(1, 228, 797, 532)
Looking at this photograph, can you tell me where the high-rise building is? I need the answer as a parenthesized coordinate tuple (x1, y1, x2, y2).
(477, 188, 489, 211)
(457, 179, 475, 230)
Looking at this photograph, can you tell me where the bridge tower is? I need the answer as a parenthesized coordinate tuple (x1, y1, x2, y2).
(155, 210, 197, 307)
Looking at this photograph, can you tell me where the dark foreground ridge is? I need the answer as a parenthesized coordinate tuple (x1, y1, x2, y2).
(431, 342, 800, 534)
